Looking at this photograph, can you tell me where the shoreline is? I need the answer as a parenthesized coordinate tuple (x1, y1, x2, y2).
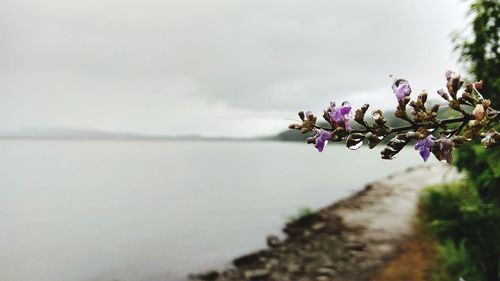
(191, 164, 461, 281)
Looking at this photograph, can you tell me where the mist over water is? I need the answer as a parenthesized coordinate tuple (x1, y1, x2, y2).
(0, 140, 422, 281)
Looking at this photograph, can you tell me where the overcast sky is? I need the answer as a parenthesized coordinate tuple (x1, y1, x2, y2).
(0, 0, 469, 137)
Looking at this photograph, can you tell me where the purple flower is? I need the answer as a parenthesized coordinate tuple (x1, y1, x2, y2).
(311, 129, 333, 152)
(435, 138, 454, 163)
(415, 135, 435, 162)
(329, 102, 352, 130)
(392, 79, 411, 103)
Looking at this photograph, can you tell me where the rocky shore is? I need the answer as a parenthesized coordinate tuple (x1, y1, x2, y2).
(190, 164, 461, 281)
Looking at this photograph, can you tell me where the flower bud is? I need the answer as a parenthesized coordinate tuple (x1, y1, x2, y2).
(430, 103, 440, 113)
(403, 96, 411, 105)
(415, 100, 423, 110)
(419, 90, 428, 104)
(381, 147, 396, 160)
(298, 111, 305, 121)
(469, 120, 481, 128)
(346, 133, 365, 150)
(465, 83, 473, 93)
(305, 111, 314, 120)
(372, 110, 386, 126)
(437, 89, 450, 101)
(299, 112, 317, 133)
(373, 110, 382, 116)
(365, 132, 381, 149)
(472, 104, 485, 121)
(406, 131, 422, 140)
(323, 110, 330, 123)
(465, 120, 482, 139)
(354, 104, 369, 125)
(445, 70, 454, 80)
(450, 73, 461, 93)
(481, 130, 500, 148)
(394, 108, 404, 118)
(354, 110, 365, 125)
(473, 81, 483, 91)
(447, 86, 457, 100)
(416, 127, 428, 136)
(450, 136, 467, 146)
(380, 133, 409, 160)
(361, 104, 369, 114)
(434, 137, 455, 163)
(460, 92, 474, 104)
(449, 100, 460, 110)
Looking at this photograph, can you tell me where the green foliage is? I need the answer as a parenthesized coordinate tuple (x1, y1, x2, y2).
(454, 0, 500, 108)
(420, 182, 476, 245)
(425, 0, 500, 279)
(420, 180, 500, 280)
(438, 240, 483, 280)
(287, 206, 315, 222)
(455, 142, 500, 203)
(296, 207, 314, 217)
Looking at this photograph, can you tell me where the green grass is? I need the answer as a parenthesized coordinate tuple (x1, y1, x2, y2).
(286, 206, 315, 222)
(418, 181, 485, 281)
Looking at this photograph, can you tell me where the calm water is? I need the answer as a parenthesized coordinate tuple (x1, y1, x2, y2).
(0, 140, 422, 281)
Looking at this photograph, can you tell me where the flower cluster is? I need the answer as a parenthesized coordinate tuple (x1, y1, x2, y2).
(289, 71, 499, 163)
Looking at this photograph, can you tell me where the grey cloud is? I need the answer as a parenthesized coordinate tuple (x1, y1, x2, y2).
(0, 0, 467, 136)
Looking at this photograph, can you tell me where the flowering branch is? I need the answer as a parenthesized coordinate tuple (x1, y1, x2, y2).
(289, 71, 500, 163)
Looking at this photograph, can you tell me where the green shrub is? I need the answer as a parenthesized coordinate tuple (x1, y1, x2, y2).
(419, 180, 500, 280)
(287, 206, 315, 222)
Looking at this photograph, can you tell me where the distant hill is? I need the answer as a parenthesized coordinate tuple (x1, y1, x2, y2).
(0, 127, 252, 141)
(271, 129, 311, 142)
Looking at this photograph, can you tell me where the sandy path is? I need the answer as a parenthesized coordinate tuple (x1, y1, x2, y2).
(331, 164, 462, 268)
(192, 164, 462, 281)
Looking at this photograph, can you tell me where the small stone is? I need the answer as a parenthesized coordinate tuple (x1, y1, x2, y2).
(286, 263, 302, 273)
(266, 235, 281, 248)
(319, 257, 334, 267)
(316, 277, 329, 281)
(346, 242, 365, 251)
(266, 258, 279, 269)
(312, 222, 326, 231)
(233, 251, 264, 266)
(196, 270, 219, 281)
(317, 267, 336, 276)
(243, 269, 270, 281)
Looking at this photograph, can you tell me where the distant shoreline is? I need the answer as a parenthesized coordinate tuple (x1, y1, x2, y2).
(0, 135, 265, 142)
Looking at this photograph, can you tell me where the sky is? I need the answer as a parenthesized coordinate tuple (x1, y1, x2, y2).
(0, 0, 469, 137)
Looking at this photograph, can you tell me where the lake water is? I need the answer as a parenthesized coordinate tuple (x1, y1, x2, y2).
(0, 140, 423, 281)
